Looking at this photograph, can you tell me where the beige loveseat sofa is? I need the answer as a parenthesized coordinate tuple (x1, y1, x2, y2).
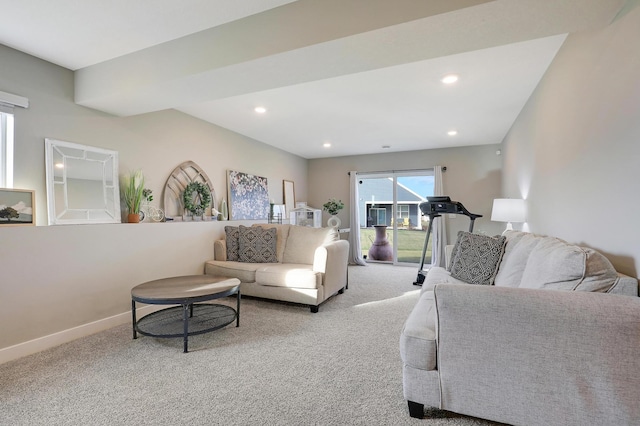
(205, 224, 349, 313)
(400, 230, 640, 425)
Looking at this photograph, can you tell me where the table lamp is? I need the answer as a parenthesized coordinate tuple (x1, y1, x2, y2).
(491, 198, 526, 231)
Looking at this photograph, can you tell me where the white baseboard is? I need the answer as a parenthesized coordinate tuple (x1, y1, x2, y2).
(0, 304, 165, 365)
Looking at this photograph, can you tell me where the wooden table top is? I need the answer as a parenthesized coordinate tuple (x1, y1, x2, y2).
(131, 275, 240, 301)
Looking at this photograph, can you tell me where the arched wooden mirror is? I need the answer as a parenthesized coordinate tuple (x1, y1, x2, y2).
(163, 161, 215, 220)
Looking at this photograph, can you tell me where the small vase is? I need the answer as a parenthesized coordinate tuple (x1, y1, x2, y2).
(127, 213, 140, 223)
(220, 199, 228, 221)
(327, 215, 341, 229)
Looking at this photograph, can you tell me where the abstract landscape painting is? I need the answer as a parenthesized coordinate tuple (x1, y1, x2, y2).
(227, 170, 269, 220)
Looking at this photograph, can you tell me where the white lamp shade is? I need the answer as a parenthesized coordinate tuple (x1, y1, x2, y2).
(491, 199, 526, 223)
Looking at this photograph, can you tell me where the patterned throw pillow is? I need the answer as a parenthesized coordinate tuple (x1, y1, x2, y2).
(225, 226, 240, 261)
(238, 225, 278, 263)
(449, 231, 506, 286)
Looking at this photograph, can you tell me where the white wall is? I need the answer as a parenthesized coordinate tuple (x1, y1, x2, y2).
(0, 44, 307, 360)
(502, 1, 640, 277)
(308, 144, 505, 243)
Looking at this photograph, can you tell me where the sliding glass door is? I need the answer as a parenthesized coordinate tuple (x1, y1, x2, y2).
(358, 170, 434, 265)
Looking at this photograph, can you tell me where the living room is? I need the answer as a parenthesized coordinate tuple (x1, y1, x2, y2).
(1, 0, 639, 424)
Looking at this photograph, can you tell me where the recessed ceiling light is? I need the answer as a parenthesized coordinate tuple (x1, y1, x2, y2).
(254, 106, 267, 114)
(55, 163, 64, 169)
(441, 74, 459, 84)
(448, 130, 458, 136)
(323, 143, 331, 148)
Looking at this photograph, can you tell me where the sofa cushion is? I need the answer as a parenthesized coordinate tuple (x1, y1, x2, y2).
(238, 225, 278, 263)
(255, 264, 321, 289)
(576, 248, 620, 292)
(400, 290, 438, 371)
(225, 226, 240, 261)
(205, 260, 258, 283)
(449, 231, 506, 286)
(421, 267, 469, 293)
(252, 223, 289, 262)
(519, 237, 618, 292)
(283, 226, 339, 265)
(494, 231, 543, 287)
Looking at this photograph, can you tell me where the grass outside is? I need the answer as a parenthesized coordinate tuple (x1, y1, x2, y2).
(360, 227, 432, 264)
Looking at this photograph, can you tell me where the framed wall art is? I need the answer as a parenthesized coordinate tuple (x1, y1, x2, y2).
(227, 170, 269, 220)
(0, 188, 35, 226)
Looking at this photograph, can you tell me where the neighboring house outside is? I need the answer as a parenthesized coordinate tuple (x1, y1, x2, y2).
(358, 178, 426, 229)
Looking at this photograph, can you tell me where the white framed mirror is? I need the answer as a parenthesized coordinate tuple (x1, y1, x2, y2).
(45, 138, 121, 225)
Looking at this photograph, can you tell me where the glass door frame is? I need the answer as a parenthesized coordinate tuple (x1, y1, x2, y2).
(358, 169, 434, 266)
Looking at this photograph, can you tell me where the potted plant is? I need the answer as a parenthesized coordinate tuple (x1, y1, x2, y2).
(323, 198, 344, 228)
(122, 170, 145, 223)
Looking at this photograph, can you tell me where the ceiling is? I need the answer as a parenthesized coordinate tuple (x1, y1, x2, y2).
(0, 0, 626, 159)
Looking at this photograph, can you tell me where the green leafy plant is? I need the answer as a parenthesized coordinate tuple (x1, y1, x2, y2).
(142, 188, 153, 203)
(323, 198, 344, 216)
(183, 181, 212, 215)
(122, 170, 145, 215)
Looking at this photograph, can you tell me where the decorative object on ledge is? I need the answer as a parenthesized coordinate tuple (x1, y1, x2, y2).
(0, 188, 35, 226)
(44, 138, 120, 225)
(283, 180, 295, 218)
(227, 170, 269, 220)
(138, 189, 164, 222)
(219, 198, 228, 220)
(323, 198, 344, 229)
(290, 202, 321, 227)
(268, 204, 285, 224)
(122, 170, 146, 223)
(163, 161, 215, 221)
(183, 181, 211, 220)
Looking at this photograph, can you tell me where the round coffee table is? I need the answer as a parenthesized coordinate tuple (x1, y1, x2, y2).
(131, 275, 241, 353)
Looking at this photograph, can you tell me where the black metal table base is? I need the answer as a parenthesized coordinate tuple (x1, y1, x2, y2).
(132, 299, 240, 353)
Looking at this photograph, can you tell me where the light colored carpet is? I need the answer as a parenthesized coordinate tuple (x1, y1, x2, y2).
(0, 264, 499, 425)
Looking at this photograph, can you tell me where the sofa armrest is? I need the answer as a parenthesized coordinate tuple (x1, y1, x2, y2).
(432, 284, 640, 425)
(313, 240, 349, 295)
(214, 239, 227, 261)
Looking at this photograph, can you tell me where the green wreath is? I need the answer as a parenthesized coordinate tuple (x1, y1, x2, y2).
(183, 181, 212, 215)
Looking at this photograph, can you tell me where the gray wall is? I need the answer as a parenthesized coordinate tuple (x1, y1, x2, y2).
(0, 44, 307, 356)
(501, 1, 640, 277)
(308, 144, 505, 243)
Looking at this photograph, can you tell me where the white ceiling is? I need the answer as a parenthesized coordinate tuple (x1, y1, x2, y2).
(0, 0, 626, 159)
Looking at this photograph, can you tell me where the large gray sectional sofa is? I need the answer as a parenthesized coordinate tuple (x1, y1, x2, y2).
(205, 224, 349, 313)
(400, 230, 640, 425)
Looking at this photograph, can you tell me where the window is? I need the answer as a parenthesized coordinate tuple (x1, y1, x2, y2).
(397, 205, 410, 219)
(0, 111, 14, 188)
(0, 90, 28, 188)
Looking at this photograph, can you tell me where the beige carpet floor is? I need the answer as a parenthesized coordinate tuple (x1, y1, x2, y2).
(0, 263, 501, 425)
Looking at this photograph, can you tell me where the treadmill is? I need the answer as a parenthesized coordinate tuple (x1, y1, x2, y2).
(413, 196, 482, 286)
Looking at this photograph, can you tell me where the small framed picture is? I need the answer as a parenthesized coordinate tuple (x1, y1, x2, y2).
(0, 188, 35, 226)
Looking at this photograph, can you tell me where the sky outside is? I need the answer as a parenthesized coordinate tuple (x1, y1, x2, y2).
(397, 176, 434, 198)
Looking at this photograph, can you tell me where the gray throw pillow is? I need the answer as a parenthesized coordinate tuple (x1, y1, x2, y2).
(449, 231, 506, 286)
(238, 225, 278, 263)
(225, 226, 240, 261)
